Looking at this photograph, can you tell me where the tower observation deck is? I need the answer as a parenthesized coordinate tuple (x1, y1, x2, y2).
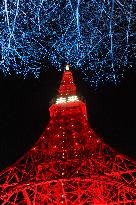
(0, 65, 136, 204)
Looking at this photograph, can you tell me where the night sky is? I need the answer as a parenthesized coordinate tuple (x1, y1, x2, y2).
(0, 63, 136, 171)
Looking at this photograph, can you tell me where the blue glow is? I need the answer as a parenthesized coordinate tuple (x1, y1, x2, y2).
(0, 0, 135, 86)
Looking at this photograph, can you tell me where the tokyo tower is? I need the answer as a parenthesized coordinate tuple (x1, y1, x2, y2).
(0, 65, 136, 204)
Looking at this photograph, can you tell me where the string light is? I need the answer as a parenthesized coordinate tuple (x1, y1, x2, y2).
(0, 0, 135, 86)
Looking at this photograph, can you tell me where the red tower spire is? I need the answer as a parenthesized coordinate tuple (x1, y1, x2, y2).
(58, 64, 76, 97)
(0, 66, 136, 204)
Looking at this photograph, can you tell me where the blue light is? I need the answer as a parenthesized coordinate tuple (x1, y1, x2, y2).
(0, 0, 135, 86)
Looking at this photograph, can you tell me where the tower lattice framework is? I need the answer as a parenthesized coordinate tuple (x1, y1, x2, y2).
(0, 66, 136, 204)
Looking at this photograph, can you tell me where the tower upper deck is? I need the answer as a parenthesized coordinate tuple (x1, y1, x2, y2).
(49, 65, 87, 118)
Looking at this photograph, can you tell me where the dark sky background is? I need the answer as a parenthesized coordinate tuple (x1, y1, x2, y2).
(0, 63, 136, 171)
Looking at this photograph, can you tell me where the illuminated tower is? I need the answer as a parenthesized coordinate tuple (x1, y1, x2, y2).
(0, 65, 136, 204)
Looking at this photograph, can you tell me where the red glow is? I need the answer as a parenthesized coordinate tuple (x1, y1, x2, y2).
(0, 68, 136, 204)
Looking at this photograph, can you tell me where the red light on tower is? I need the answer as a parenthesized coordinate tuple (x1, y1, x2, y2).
(0, 65, 136, 204)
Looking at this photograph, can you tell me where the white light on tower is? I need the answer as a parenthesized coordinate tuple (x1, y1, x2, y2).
(56, 97, 66, 104)
(67, 96, 79, 102)
(66, 64, 70, 71)
(56, 96, 79, 104)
